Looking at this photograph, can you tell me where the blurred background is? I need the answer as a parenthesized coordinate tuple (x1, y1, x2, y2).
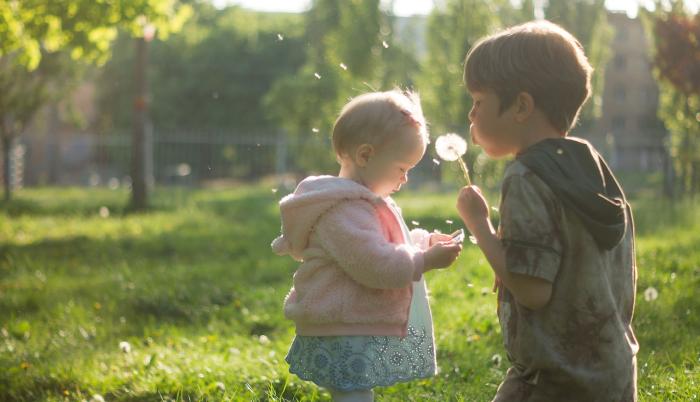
(2, 0, 699, 209)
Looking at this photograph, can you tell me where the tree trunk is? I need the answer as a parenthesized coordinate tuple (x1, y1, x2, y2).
(130, 36, 152, 211)
(2, 135, 11, 202)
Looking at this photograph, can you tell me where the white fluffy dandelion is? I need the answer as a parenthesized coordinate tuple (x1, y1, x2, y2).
(435, 133, 471, 185)
(119, 341, 131, 353)
(644, 287, 659, 302)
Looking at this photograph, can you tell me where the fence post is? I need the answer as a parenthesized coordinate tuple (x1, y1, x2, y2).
(276, 131, 287, 179)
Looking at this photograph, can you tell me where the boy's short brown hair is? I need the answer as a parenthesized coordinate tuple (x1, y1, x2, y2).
(332, 89, 429, 157)
(464, 20, 593, 133)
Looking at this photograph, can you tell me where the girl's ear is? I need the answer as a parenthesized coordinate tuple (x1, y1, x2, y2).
(514, 92, 535, 122)
(355, 144, 374, 167)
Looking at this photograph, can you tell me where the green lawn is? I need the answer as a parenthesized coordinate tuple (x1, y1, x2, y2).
(0, 186, 698, 401)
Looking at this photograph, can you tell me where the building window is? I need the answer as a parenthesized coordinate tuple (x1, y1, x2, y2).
(616, 26, 628, 41)
(612, 116, 626, 130)
(614, 87, 626, 102)
(614, 55, 627, 70)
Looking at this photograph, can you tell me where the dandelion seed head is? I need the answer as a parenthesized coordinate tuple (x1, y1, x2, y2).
(314, 72, 321, 79)
(491, 354, 502, 366)
(99, 207, 110, 218)
(216, 382, 226, 391)
(382, 40, 389, 48)
(339, 63, 347, 70)
(259, 335, 270, 344)
(119, 341, 131, 353)
(644, 287, 658, 302)
(312, 128, 320, 133)
(90, 395, 106, 402)
(435, 133, 467, 161)
(271, 188, 278, 193)
(277, 33, 284, 41)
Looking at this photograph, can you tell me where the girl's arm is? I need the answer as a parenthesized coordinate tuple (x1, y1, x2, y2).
(316, 200, 461, 289)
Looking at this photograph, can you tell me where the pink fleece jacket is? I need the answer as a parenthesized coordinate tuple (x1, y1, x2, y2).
(271, 176, 429, 337)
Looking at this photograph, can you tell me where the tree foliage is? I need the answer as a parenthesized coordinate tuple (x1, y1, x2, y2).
(644, 2, 700, 197)
(544, 0, 613, 129)
(96, 4, 305, 132)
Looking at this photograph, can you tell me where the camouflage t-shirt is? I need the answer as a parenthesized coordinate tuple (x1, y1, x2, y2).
(492, 161, 639, 402)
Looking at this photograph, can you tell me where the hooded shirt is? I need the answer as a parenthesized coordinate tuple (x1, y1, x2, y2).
(272, 176, 428, 337)
(492, 137, 638, 402)
(515, 137, 629, 250)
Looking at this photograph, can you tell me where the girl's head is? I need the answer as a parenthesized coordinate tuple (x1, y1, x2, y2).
(332, 89, 429, 197)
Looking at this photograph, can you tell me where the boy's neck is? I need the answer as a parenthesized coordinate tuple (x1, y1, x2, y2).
(514, 113, 565, 155)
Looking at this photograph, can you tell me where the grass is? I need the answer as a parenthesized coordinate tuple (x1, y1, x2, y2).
(0, 185, 698, 401)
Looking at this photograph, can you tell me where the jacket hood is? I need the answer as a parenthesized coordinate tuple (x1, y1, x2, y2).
(516, 137, 629, 250)
(271, 175, 384, 261)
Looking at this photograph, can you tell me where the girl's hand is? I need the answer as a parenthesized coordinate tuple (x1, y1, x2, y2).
(457, 185, 489, 232)
(429, 232, 454, 246)
(424, 241, 462, 270)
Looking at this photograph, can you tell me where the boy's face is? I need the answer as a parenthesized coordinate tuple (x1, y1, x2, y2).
(360, 129, 426, 197)
(468, 90, 519, 158)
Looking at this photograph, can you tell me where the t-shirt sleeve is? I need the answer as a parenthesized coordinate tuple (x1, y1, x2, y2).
(499, 172, 563, 282)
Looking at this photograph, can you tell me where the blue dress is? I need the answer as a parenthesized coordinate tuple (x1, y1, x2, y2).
(286, 200, 437, 391)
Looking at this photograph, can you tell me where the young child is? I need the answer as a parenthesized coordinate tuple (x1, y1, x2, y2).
(272, 89, 463, 402)
(456, 21, 638, 401)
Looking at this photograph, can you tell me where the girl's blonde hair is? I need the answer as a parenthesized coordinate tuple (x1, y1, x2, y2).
(332, 89, 429, 157)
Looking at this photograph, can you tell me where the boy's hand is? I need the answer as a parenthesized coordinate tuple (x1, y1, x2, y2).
(457, 186, 490, 232)
(424, 241, 462, 270)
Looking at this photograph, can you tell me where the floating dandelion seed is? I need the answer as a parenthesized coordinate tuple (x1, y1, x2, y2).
(312, 128, 320, 133)
(119, 341, 131, 353)
(432, 158, 440, 165)
(491, 206, 499, 212)
(314, 72, 321, 79)
(644, 287, 659, 302)
(445, 219, 453, 225)
(469, 235, 478, 244)
(411, 220, 420, 226)
(382, 40, 389, 48)
(90, 395, 106, 402)
(491, 354, 502, 366)
(277, 33, 284, 41)
(99, 206, 110, 218)
(339, 63, 347, 70)
(271, 188, 278, 193)
(435, 133, 471, 185)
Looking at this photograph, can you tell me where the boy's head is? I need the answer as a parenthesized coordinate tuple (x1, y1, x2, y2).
(464, 20, 593, 136)
(332, 89, 429, 197)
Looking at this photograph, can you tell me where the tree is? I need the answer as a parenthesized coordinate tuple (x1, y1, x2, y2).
(644, 3, 700, 197)
(418, 0, 526, 189)
(0, 0, 191, 203)
(544, 0, 613, 130)
(264, 0, 418, 173)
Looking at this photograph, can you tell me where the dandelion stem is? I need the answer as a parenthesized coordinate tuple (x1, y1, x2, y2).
(457, 157, 472, 186)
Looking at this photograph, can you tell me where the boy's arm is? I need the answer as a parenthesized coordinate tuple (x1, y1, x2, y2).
(467, 215, 552, 310)
(457, 185, 556, 311)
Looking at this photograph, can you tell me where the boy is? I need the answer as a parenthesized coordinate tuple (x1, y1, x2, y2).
(456, 21, 638, 401)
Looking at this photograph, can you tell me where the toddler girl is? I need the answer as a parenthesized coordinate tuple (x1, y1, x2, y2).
(272, 89, 462, 401)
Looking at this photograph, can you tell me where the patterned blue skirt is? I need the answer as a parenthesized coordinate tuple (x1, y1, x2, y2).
(285, 280, 436, 391)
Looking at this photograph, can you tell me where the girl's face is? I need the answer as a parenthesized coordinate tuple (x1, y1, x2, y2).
(359, 130, 426, 197)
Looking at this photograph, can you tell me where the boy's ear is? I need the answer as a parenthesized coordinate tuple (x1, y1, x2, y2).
(355, 144, 375, 167)
(514, 92, 535, 122)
